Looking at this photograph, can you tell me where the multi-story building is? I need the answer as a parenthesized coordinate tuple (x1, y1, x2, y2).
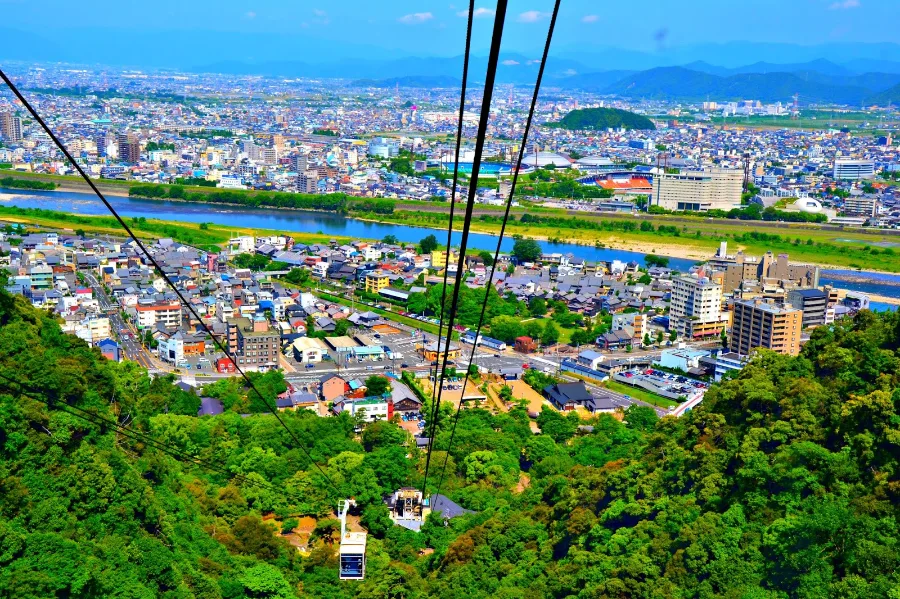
(709, 244, 819, 293)
(842, 196, 878, 218)
(227, 315, 279, 371)
(297, 169, 319, 194)
(833, 159, 875, 180)
(0, 112, 23, 142)
(652, 168, 743, 212)
(611, 311, 648, 346)
(117, 132, 140, 164)
(730, 299, 802, 356)
(134, 301, 182, 329)
(364, 271, 390, 293)
(670, 275, 728, 340)
(787, 288, 828, 328)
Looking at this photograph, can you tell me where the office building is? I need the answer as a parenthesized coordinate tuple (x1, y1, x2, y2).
(0, 112, 23, 142)
(652, 168, 743, 212)
(730, 299, 802, 356)
(117, 132, 141, 164)
(833, 159, 875, 180)
(787, 288, 828, 328)
(670, 275, 728, 339)
(842, 196, 878, 218)
(227, 315, 279, 371)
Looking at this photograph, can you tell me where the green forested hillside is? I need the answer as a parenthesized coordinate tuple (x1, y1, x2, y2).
(549, 107, 656, 131)
(1, 288, 900, 598)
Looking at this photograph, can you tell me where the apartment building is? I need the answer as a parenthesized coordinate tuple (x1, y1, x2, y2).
(652, 168, 743, 212)
(134, 301, 183, 329)
(297, 169, 319, 193)
(670, 275, 728, 339)
(117, 132, 140, 164)
(730, 299, 802, 356)
(787, 288, 828, 328)
(611, 311, 648, 346)
(0, 112, 23, 142)
(227, 315, 279, 371)
(364, 271, 390, 293)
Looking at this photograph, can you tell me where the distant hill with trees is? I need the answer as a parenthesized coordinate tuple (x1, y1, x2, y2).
(548, 107, 656, 131)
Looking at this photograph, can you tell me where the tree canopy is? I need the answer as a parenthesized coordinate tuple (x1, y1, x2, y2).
(2, 286, 900, 598)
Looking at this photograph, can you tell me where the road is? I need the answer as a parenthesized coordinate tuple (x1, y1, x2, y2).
(82, 271, 159, 370)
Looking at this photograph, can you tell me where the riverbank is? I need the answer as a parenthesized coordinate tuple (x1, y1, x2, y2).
(0, 205, 354, 251)
(867, 293, 900, 306)
(357, 210, 900, 274)
(4, 179, 900, 274)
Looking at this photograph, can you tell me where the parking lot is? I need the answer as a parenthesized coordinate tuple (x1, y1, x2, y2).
(615, 368, 708, 402)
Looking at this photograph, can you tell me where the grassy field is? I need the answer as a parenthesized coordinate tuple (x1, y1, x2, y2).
(710, 110, 900, 132)
(604, 379, 679, 409)
(360, 209, 900, 272)
(5, 169, 900, 271)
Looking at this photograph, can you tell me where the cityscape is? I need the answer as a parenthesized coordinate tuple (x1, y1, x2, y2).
(1, 1, 900, 597)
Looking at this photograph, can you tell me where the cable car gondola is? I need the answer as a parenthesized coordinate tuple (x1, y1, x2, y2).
(338, 499, 367, 581)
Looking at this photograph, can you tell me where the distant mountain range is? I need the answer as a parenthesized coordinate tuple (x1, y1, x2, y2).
(595, 65, 900, 105)
(195, 55, 900, 106)
(2, 26, 900, 105)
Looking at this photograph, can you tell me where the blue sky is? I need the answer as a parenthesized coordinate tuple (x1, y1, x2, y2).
(1, 0, 898, 68)
(2, 0, 897, 50)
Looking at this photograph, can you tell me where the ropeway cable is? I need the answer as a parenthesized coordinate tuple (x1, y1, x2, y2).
(421, 0, 509, 494)
(433, 0, 561, 500)
(0, 68, 341, 493)
(426, 0, 476, 450)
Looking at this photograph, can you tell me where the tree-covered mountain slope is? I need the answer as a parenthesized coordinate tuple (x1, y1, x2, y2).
(1, 288, 899, 598)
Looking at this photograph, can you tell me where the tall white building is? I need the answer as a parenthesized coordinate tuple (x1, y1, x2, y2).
(670, 275, 727, 340)
(833, 159, 875, 180)
(652, 168, 743, 212)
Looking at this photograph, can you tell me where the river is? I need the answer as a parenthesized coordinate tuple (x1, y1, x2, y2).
(1, 187, 897, 310)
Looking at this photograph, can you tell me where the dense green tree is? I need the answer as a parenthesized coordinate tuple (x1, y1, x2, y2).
(541, 320, 560, 345)
(418, 234, 438, 255)
(511, 238, 542, 263)
(363, 375, 391, 397)
(528, 297, 547, 317)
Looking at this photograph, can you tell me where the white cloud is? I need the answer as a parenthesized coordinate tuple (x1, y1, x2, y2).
(457, 7, 495, 18)
(245, 11, 256, 18)
(399, 12, 434, 24)
(517, 10, 549, 23)
(581, 14, 599, 23)
(829, 0, 859, 8)
(312, 8, 327, 16)
(502, 59, 520, 66)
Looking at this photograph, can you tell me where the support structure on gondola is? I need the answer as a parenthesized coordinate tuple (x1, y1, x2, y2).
(338, 499, 366, 581)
